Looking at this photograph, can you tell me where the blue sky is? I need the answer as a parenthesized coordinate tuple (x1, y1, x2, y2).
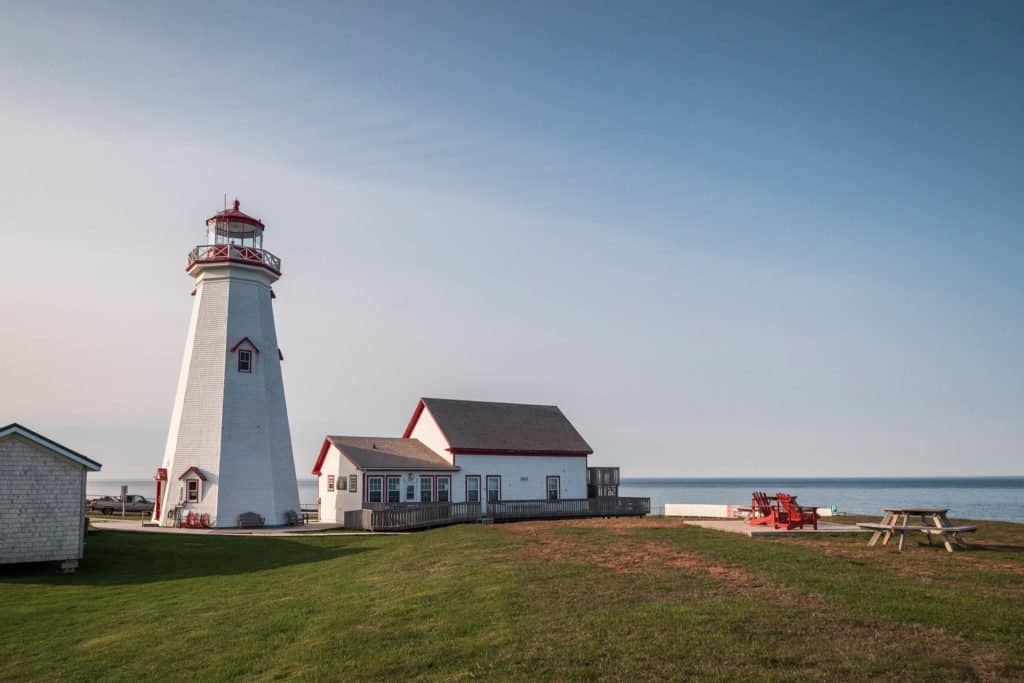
(1, 1, 1021, 477)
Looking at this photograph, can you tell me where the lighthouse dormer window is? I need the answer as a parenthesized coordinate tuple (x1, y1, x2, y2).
(186, 478, 200, 503)
(237, 349, 252, 373)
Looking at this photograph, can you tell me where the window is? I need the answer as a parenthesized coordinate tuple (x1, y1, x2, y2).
(237, 349, 252, 373)
(367, 476, 382, 503)
(486, 476, 500, 504)
(546, 476, 560, 501)
(466, 476, 481, 503)
(186, 479, 200, 503)
(387, 476, 401, 503)
(406, 485, 415, 501)
(349, 475, 357, 493)
(339, 475, 347, 491)
(420, 476, 433, 503)
(437, 476, 451, 503)
(327, 475, 335, 492)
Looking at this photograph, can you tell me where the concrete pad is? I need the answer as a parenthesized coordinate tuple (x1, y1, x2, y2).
(685, 519, 868, 537)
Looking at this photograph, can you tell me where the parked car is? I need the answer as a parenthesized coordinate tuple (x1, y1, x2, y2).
(89, 495, 154, 515)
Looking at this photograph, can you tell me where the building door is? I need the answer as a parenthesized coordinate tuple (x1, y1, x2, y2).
(486, 475, 501, 513)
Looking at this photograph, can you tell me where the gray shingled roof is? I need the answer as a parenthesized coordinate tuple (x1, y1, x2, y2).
(328, 436, 457, 471)
(420, 398, 593, 454)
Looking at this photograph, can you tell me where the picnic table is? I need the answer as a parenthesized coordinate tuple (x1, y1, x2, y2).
(857, 507, 976, 553)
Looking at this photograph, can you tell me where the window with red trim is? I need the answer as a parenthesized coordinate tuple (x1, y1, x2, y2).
(466, 476, 481, 503)
(367, 476, 383, 503)
(387, 477, 401, 503)
(186, 479, 200, 503)
(437, 476, 451, 503)
(546, 476, 560, 501)
(486, 476, 500, 504)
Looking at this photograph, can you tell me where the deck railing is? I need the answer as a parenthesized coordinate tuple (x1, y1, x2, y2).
(343, 497, 650, 531)
(490, 497, 651, 521)
(187, 244, 282, 274)
(346, 501, 482, 531)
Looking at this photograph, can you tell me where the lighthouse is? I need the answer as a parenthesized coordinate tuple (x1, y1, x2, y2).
(153, 200, 300, 527)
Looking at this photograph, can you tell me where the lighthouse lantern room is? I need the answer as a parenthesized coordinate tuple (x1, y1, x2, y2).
(154, 199, 300, 527)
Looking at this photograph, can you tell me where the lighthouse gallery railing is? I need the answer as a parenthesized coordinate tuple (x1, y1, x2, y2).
(187, 244, 282, 273)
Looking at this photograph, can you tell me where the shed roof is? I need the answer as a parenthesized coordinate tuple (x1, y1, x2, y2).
(0, 423, 102, 471)
(404, 397, 593, 455)
(313, 436, 457, 474)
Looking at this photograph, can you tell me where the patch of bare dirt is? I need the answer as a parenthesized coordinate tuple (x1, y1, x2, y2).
(502, 518, 760, 589)
(499, 519, 1020, 681)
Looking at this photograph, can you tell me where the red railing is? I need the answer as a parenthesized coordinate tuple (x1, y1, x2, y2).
(187, 244, 281, 274)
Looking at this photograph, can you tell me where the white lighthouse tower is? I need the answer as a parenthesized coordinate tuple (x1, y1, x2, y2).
(153, 199, 300, 527)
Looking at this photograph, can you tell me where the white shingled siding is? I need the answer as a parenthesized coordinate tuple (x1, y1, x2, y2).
(317, 446, 363, 523)
(0, 434, 88, 565)
(156, 261, 300, 527)
(453, 454, 587, 511)
(407, 406, 452, 463)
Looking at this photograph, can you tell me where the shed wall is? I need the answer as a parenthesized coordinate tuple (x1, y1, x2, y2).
(0, 435, 87, 565)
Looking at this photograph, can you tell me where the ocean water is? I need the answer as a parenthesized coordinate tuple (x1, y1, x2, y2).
(619, 477, 1024, 523)
(88, 476, 1024, 523)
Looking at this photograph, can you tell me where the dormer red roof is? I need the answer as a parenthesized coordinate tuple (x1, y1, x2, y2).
(230, 337, 260, 353)
(206, 198, 265, 230)
(178, 466, 207, 480)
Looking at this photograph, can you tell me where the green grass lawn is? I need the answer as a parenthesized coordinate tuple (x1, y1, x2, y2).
(2, 518, 1023, 681)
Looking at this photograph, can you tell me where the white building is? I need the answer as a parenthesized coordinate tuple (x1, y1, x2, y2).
(313, 397, 593, 523)
(0, 423, 102, 572)
(153, 200, 300, 527)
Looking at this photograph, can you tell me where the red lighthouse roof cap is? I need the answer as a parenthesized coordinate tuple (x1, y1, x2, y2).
(206, 198, 265, 230)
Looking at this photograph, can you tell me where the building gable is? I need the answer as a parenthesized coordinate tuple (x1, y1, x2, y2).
(405, 403, 453, 462)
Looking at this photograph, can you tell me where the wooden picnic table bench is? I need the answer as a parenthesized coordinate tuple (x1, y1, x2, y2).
(857, 507, 977, 552)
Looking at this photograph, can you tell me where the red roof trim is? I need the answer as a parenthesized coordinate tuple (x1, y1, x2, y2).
(403, 398, 588, 456)
(311, 437, 331, 475)
(401, 399, 426, 438)
(401, 399, 456, 453)
(178, 466, 207, 481)
(186, 254, 280, 277)
(229, 337, 260, 353)
(205, 199, 265, 230)
(448, 448, 591, 457)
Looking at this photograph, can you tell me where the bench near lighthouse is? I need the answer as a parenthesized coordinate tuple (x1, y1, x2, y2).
(153, 200, 300, 528)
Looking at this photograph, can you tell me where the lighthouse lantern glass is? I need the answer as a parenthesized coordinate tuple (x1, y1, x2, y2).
(208, 221, 263, 250)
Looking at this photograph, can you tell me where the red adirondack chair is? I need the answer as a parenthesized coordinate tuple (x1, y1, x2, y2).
(748, 491, 786, 527)
(776, 493, 819, 530)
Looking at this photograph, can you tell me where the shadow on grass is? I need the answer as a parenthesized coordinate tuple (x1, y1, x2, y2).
(968, 543, 1024, 553)
(0, 529, 371, 585)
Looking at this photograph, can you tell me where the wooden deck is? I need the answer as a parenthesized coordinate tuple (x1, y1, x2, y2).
(343, 497, 651, 531)
(344, 501, 482, 531)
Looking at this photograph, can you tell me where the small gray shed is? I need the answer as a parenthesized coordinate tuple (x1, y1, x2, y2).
(0, 423, 102, 572)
